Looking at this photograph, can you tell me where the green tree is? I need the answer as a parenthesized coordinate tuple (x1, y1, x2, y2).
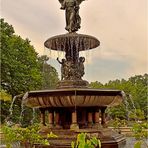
(38, 55, 59, 89)
(0, 19, 59, 125)
(106, 105, 126, 119)
(89, 74, 148, 119)
(2, 124, 50, 148)
(129, 109, 145, 121)
(0, 90, 12, 123)
(128, 74, 148, 118)
(1, 18, 42, 97)
(89, 81, 103, 89)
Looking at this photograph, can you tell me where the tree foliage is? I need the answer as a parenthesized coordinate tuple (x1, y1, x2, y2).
(132, 122, 148, 148)
(38, 55, 59, 89)
(1, 19, 59, 125)
(89, 74, 148, 119)
(71, 133, 101, 148)
(0, 90, 12, 124)
(1, 124, 50, 148)
(1, 18, 42, 97)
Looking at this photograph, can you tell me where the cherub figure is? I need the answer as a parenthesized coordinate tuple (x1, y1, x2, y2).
(65, 56, 74, 80)
(58, 0, 85, 33)
(57, 57, 66, 80)
(78, 56, 85, 78)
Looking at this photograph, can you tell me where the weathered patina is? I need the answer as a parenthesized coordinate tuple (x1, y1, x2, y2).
(23, 0, 126, 147)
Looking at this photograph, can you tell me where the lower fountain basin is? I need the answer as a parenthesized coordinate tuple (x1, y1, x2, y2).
(23, 88, 125, 108)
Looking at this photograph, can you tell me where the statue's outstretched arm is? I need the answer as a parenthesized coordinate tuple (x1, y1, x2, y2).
(57, 57, 62, 64)
(58, 0, 66, 9)
(77, 0, 85, 5)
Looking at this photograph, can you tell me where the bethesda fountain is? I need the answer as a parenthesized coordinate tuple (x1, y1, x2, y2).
(23, 0, 126, 147)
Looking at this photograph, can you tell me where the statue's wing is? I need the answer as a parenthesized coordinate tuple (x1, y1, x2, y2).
(58, 0, 64, 4)
(77, 0, 85, 5)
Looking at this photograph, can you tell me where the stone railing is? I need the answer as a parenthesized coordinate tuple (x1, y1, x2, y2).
(108, 127, 148, 136)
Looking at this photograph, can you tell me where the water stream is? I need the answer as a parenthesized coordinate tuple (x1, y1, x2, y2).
(9, 96, 17, 116)
(123, 97, 130, 121)
(4, 96, 17, 126)
(30, 108, 36, 124)
(128, 94, 137, 114)
(19, 97, 26, 125)
(123, 94, 138, 122)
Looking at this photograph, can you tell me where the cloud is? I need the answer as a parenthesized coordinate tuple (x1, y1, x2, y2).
(1, 0, 147, 83)
(83, 56, 130, 83)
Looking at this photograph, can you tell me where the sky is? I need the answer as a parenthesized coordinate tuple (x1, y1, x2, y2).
(1, 0, 148, 83)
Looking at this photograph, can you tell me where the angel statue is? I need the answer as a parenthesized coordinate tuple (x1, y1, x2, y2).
(58, 0, 85, 33)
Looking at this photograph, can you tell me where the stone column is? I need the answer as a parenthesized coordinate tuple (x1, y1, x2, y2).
(70, 109, 79, 130)
(81, 110, 87, 128)
(101, 107, 107, 128)
(55, 111, 62, 128)
(48, 109, 54, 128)
(93, 109, 102, 128)
(88, 112, 93, 128)
(40, 108, 46, 126)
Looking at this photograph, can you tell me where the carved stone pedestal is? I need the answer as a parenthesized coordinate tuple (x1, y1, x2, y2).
(93, 110, 102, 129)
(55, 111, 62, 129)
(70, 110, 79, 130)
(48, 110, 54, 128)
(39, 108, 46, 126)
(88, 112, 93, 128)
(36, 128, 126, 148)
(101, 107, 108, 128)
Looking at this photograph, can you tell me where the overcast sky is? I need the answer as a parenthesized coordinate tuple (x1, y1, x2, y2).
(1, 0, 148, 83)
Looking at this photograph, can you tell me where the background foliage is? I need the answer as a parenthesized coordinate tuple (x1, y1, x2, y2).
(1, 18, 147, 126)
(90, 73, 148, 120)
(0, 19, 59, 125)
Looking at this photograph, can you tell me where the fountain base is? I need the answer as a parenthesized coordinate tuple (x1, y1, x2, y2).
(36, 128, 126, 148)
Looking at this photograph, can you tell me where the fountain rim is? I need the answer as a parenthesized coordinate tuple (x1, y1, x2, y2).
(44, 33, 100, 51)
(23, 88, 125, 98)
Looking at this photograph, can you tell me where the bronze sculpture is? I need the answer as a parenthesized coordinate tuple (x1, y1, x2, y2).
(78, 56, 85, 78)
(57, 56, 85, 80)
(58, 0, 85, 33)
(57, 57, 66, 80)
(23, 1, 126, 147)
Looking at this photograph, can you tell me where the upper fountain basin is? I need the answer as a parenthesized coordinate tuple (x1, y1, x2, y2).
(23, 88, 125, 108)
(44, 33, 100, 51)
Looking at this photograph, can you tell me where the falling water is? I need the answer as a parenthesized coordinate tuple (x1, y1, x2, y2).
(19, 99, 25, 125)
(9, 96, 17, 116)
(85, 50, 91, 64)
(124, 97, 130, 121)
(128, 94, 137, 112)
(4, 96, 17, 126)
(128, 94, 137, 121)
(124, 94, 137, 122)
(30, 108, 36, 124)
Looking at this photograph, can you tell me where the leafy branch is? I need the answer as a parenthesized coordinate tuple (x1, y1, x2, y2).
(71, 133, 101, 148)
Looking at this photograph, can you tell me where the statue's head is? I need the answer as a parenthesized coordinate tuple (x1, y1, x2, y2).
(62, 59, 66, 62)
(79, 57, 85, 62)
